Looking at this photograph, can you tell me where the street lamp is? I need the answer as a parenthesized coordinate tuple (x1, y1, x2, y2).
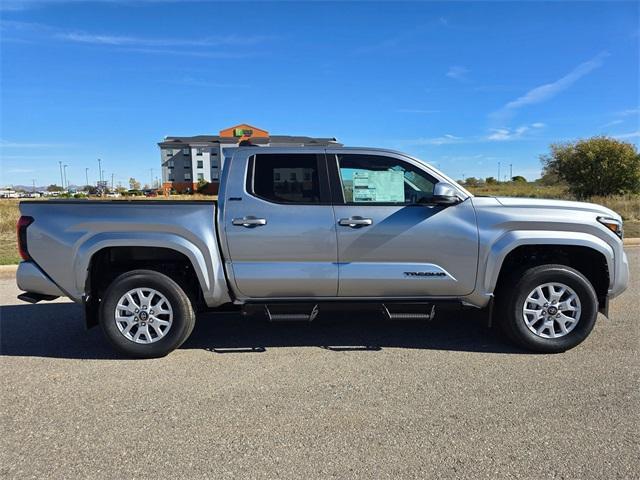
(63, 164, 68, 190)
(58, 161, 64, 189)
(97, 158, 102, 183)
(85, 168, 89, 188)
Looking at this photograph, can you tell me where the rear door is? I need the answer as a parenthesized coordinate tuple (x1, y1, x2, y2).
(222, 151, 338, 298)
(328, 151, 479, 297)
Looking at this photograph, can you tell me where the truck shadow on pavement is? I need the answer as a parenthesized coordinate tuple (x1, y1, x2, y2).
(1, 302, 527, 359)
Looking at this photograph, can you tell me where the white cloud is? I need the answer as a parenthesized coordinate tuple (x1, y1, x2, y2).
(492, 52, 609, 121)
(396, 108, 440, 114)
(599, 119, 624, 128)
(614, 130, 640, 139)
(615, 108, 639, 117)
(486, 123, 545, 141)
(410, 134, 463, 146)
(446, 66, 469, 81)
(55, 32, 268, 48)
(0, 140, 70, 148)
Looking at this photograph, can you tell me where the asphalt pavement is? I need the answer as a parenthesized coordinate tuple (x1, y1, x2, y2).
(1, 249, 638, 479)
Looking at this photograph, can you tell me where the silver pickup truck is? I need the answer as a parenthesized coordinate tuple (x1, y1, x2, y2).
(16, 147, 629, 357)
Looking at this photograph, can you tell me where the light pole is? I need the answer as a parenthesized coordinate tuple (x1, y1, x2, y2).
(58, 161, 64, 189)
(497, 162, 501, 182)
(85, 168, 89, 188)
(97, 159, 102, 183)
(510, 163, 513, 180)
(111, 173, 114, 190)
(63, 164, 68, 190)
(32, 179, 36, 193)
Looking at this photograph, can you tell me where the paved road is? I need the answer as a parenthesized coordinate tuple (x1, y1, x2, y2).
(1, 250, 638, 479)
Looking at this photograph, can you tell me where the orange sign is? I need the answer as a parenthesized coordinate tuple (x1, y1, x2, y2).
(219, 124, 269, 139)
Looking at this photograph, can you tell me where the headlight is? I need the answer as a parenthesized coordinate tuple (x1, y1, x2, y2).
(597, 216, 623, 239)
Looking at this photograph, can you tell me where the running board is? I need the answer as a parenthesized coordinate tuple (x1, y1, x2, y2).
(382, 303, 435, 321)
(264, 304, 319, 322)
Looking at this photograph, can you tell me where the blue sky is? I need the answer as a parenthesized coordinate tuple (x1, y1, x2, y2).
(1, 0, 638, 188)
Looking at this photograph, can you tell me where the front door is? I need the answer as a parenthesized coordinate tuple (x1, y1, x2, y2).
(223, 152, 339, 298)
(329, 152, 479, 297)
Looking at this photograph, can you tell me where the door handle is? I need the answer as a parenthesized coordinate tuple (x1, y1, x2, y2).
(232, 216, 267, 227)
(339, 217, 373, 228)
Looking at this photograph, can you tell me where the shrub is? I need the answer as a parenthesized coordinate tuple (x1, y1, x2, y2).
(540, 136, 640, 198)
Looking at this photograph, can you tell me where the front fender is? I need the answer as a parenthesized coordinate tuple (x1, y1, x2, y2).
(483, 230, 614, 294)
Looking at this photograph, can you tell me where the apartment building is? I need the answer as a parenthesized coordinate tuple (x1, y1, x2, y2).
(159, 124, 341, 194)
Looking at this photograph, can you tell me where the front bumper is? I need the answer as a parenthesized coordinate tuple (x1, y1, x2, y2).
(16, 261, 65, 298)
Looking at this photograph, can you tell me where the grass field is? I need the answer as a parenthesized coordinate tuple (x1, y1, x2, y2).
(1, 189, 638, 265)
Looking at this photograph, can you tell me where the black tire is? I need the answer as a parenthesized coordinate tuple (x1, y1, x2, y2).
(99, 269, 196, 358)
(497, 264, 598, 353)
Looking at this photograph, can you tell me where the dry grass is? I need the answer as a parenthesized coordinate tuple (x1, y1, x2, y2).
(0, 200, 21, 265)
(1, 189, 638, 264)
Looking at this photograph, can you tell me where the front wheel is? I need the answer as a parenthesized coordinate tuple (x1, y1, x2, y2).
(497, 264, 599, 353)
(100, 269, 196, 358)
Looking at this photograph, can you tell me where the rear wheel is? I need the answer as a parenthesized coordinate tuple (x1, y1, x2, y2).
(100, 269, 196, 358)
(497, 264, 598, 353)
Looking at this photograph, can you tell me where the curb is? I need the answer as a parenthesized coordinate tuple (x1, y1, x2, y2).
(0, 264, 18, 273)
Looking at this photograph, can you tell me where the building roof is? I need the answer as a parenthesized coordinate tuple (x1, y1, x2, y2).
(158, 135, 341, 148)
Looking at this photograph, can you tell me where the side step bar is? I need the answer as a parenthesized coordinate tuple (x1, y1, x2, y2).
(17, 292, 59, 304)
(382, 303, 435, 321)
(242, 302, 439, 322)
(264, 304, 319, 322)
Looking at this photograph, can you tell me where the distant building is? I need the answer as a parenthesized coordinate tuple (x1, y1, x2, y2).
(158, 123, 341, 194)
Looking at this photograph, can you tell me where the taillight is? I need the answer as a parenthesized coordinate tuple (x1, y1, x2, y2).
(17, 216, 34, 261)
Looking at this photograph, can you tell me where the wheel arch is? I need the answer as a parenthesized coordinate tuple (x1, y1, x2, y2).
(486, 231, 612, 308)
(77, 232, 231, 312)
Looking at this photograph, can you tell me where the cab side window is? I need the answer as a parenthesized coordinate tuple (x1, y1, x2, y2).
(337, 154, 436, 205)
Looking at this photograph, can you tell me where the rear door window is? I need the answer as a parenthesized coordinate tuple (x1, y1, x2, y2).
(248, 154, 329, 204)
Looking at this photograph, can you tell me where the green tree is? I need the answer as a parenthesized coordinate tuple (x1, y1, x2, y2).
(47, 184, 63, 192)
(196, 179, 211, 194)
(540, 136, 640, 198)
(129, 177, 141, 190)
(511, 175, 527, 183)
(464, 177, 481, 186)
(485, 176, 498, 185)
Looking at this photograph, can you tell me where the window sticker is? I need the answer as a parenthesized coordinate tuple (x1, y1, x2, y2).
(351, 170, 405, 203)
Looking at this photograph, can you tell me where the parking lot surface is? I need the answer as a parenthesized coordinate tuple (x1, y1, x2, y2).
(1, 249, 638, 479)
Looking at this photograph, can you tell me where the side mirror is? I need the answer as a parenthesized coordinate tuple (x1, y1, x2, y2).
(432, 182, 460, 205)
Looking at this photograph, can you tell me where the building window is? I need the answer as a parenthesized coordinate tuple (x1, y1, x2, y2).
(196, 147, 204, 156)
(168, 176, 174, 181)
(250, 154, 322, 204)
(184, 165, 190, 169)
(167, 160, 174, 167)
(184, 172, 191, 181)
(197, 173, 204, 181)
(182, 148, 189, 156)
(165, 149, 173, 156)
(197, 160, 203, 168)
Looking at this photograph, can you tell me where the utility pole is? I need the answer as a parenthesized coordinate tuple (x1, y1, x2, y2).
(150, 168, 154, 188)
(111, 173, 114, 190)
(497, 162, 501, 182)
(85, 168, 89, 188)
(58, 161, 64, 189)
(32, 179, 36, 193)
(97, 159, 102, 183)
(510, 163, 513, 180)
(63, 164, 68, 189)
